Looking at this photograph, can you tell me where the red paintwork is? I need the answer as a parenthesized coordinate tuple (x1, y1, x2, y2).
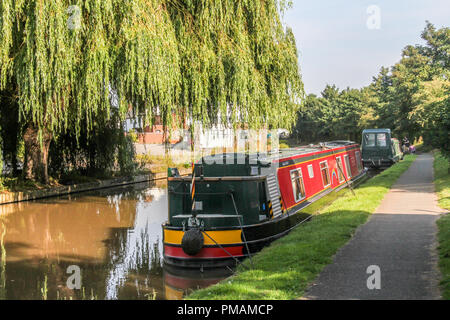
(164, 245, 244, 259)
(276, 145, 362, 211)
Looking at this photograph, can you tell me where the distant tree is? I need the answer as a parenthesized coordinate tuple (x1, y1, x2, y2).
(369, 67, 396, 130)
(411, 78, 450, 157)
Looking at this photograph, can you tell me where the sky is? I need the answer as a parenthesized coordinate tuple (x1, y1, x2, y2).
(283, 0, 450, 95)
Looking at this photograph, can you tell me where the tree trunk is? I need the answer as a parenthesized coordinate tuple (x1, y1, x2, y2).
(23, 125, 52, 184)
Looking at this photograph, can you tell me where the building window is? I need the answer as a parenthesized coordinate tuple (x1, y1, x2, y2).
(344, 155, 352, 178)
(320, 161, 331, 187)
(336, 157, 345, 183)
(290, 169, 306, 203)
(307, 164, 314, 178)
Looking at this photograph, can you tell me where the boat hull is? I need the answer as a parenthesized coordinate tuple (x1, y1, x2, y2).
(162, 171, 367, 269)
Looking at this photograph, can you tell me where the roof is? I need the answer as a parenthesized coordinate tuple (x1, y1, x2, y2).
(200, 141, 358, 165)
(362, 128, 391, 133)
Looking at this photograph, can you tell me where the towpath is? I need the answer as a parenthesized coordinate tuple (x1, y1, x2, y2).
(304, 153, 445, 300)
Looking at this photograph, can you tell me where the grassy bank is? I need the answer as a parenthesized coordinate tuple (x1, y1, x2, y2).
(434, 151, 450, 300)
(186, 154, 417, 300)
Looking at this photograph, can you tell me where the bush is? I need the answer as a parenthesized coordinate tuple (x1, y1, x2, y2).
(49, 112, 137, 178)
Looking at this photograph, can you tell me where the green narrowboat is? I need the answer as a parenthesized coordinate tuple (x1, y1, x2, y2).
(163, 141, 367, 269)
(361, 129, 403, 169)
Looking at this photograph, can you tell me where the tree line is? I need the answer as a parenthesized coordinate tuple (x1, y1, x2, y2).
(293, 22, 449, 158)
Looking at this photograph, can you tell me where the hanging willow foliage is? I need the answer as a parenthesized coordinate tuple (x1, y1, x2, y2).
(0, 0, 303, 140)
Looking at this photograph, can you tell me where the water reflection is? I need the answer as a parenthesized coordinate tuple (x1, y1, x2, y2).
(0, 181, 231, 300)
(104, 187, 166, 300)
(163, 266, 233, 300)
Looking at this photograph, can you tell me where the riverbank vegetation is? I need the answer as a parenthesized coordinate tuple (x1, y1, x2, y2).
(293, 22, 449, 160)
(186, 154, 417, 300)
(434, 151, 450, 299)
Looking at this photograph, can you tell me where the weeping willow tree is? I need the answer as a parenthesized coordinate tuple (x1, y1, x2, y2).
(0, 0, 303, 183)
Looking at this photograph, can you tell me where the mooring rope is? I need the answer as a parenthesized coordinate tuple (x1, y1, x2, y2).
(336, 157, 356, 196)
(229, 192, 253, 268)
(200, 230, 250, 270)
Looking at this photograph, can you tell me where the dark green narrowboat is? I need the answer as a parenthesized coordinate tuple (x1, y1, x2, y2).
(361, 129, 403, 169)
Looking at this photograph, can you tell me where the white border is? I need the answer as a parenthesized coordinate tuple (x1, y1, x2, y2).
(290, 168, 306, 203)
(344, 154, 352, 178)
(336, 156, 345, 183)
(319, 160, 331, 188)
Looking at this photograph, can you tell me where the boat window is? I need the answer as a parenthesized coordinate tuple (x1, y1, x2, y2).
(377, 133, 387, 147)
(344, 155, 352, 178)
(364, 132, 388, 147)
(258, 181, 268, 218)
(290, 169, 306, 202)
(320, 161, 331, 187)
(355, 151, 363, 172)
(363, 133, 376, 147)
(307, 164, 314, 178)
(336, 157, 345, 183)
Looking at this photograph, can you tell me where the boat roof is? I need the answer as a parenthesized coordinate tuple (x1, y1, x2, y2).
(200, 141, 358, 165)
(273, 141, 357, 161)
(362, 128, 391, 133)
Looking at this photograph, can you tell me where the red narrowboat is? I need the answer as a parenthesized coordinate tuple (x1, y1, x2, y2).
(163, 141, 367, 269)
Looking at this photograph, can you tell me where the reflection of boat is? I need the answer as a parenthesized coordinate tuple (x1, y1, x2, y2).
(162, 141, 367, 269)
(163, 265, 233, 300)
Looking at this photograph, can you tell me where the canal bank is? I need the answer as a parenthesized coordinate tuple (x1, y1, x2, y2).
(434, 151, 450, 299)
(185, 155, 417, 300)
(0, 168, 191, 206)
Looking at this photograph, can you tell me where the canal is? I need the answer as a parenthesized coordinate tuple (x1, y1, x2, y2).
(0, 181, 231, 300)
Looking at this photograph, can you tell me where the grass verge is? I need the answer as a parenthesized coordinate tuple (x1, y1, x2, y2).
(434, 151, 450, 300)
(186, 154, 417, 300)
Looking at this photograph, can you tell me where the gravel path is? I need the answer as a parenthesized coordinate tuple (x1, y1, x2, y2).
(304, 153, 445, 300)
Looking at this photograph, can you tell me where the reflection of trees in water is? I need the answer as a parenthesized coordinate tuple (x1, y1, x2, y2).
(103, 188, 166, 300)
(93, 180, 167, 201)
(104, 228, 163, 300)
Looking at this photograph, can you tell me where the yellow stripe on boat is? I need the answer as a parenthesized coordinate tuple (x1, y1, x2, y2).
(164, 229, 242, 245)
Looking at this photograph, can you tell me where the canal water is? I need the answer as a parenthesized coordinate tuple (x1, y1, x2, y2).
(0, 181, 231, 300)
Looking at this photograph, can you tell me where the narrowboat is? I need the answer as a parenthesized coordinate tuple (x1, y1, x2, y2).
(361, 129, 403, 169)
(162, 141, 367, 269)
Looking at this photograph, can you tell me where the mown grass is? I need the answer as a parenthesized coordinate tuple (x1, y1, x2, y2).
(434, 151, 450, 300)
(186, 154, 417, 300)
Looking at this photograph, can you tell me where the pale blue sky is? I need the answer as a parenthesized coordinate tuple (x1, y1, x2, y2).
(283, 0, 450, 95)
